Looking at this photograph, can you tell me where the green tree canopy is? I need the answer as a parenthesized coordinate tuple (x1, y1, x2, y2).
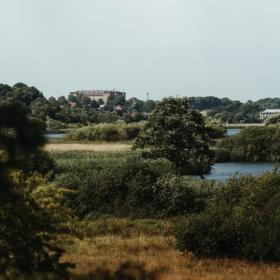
(133, 97, 213, 175)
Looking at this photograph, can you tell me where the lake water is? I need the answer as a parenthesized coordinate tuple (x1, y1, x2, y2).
(204, 162, 274, 182)
(226, 128, 241, 136)
(43, 128, 241, 139)
(43, 133, 65, 139)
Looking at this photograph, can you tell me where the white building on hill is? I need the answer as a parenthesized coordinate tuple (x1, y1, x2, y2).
(260, 109, 280, 121)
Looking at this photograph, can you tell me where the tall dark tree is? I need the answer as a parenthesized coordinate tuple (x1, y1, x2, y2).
(133, 97, 213, 175)
(0, 101, 69, 277)
(12, 83, 44, 106)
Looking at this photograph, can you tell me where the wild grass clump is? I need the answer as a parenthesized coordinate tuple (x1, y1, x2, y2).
(176, 171, 280, 262)
(64, 122, 145, 142)
(69, 216, 172, 238)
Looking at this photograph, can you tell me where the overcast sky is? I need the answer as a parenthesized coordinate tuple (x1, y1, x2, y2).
(1, 0, 280, 101)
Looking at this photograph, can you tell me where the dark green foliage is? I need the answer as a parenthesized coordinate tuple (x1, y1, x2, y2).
(151, 175, 216, 217)
(215, 126, 280, 162)
(176, 172, 280, 261)
(98, 111, 119, 123)
(12, 83, 44, 106)
(20, 150, 57, 176)
(133, 97, 213, 175)
(55, 154, 174, 217)
(0, 101, 46, 172)
(188, 96, 226, 111)
(53, 151, 215, 218)
(0, 188, 69, 275)
(0, 101, 69, 276)
(55, 107, 99, 124)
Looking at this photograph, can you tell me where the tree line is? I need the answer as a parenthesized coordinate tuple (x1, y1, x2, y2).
(2, 83, 280, 128)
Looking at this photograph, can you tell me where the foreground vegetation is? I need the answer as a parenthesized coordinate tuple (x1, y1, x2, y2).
(60, 217, 280, 280)
(2, 97, 280, 279)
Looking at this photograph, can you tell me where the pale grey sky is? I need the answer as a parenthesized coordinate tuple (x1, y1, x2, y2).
(1, 0, 280, 101)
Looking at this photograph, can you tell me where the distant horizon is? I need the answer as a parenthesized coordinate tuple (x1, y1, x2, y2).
(1, 1, 280, 102)
(3, 80, 280, 103)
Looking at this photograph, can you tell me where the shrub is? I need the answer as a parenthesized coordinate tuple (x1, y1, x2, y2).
(56, 155, 176, 217)
(216, 126, 280, 162)
(31, 183, 74, 225)
(176, 172, 280, 261)
(19, 150, 56, 177)
(65, 122, 144, 142)
(53, 151, 216, 218)
(152, 175, 217, 217)
(0, 185, 71, 276)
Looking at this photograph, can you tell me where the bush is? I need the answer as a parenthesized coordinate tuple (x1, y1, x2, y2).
(215, 126, 280, 162)
(0, 185, 71, 276)
(56, 155, 176, 217)
(53, 151, 216, 218)
(176, 172, 280, 261)
(65, 122, 144, 142)
(152, 175, 217, 217)
(19, 150, 56, 177)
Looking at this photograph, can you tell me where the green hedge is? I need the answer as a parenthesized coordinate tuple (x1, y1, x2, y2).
(176, 172, 280, 261)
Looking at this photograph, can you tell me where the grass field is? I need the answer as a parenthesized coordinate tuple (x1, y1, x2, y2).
(61, 218, 280, 280)
(45, 142, 132, 152)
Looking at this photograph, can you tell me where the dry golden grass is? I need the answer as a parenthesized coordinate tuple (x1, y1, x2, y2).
(45, 142, 132, 152)
(61, 218, 280, 280)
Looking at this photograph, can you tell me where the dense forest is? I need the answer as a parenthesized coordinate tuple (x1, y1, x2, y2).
(1, 83, 280, 129)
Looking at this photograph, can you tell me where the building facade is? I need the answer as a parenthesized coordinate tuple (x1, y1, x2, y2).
(260, 109, 280, 121)
(70, 90, 126, 104)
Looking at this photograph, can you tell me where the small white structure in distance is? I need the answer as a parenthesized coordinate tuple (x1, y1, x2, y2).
(260, 109, 280, 121)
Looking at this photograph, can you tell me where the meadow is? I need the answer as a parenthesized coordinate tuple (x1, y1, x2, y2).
(47, 149, 280, 279)
(60, 217, 280, 280)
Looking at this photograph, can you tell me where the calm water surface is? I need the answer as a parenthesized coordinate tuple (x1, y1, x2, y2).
(205, 162, 273, 182)
(43, 133, 65, 139)
(226, 128, 241, 136)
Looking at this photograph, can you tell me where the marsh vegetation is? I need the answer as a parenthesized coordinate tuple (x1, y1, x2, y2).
(2, 97, 280, 280)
